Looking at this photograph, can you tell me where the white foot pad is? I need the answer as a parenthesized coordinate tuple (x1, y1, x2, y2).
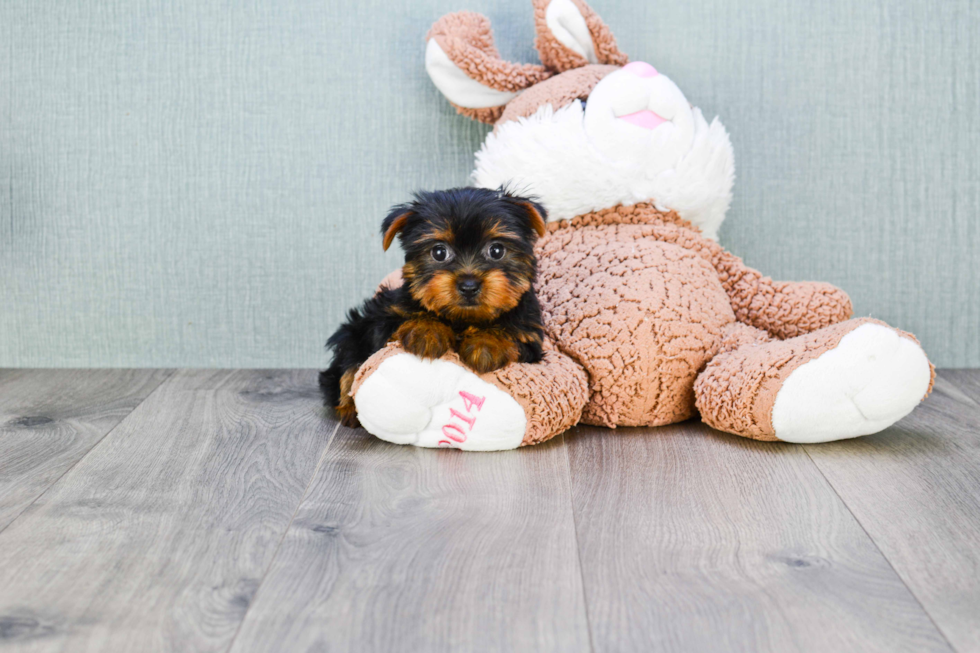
(772, 324, 932, 443)
(353, 354, 527, 451)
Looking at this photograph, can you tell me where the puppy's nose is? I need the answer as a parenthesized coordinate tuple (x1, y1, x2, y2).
(456, 276, 482, 297)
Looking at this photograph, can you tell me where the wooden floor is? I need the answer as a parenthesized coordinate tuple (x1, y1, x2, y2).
(1, 369, 979, 653)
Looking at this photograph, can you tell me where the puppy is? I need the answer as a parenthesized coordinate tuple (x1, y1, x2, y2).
(319, 187, 548, 427)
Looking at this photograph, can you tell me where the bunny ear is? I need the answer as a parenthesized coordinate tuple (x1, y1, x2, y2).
(533, 0, 629, 72)
(426, 12, 553, 124)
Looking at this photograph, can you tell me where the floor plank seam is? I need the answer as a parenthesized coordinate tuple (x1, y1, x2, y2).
(941, 370, 980, 407)
(559, 432, 598, 653)
(800, 445, 959, 652)
(222, 419, 342, 653)
(0, 368, 177, 538)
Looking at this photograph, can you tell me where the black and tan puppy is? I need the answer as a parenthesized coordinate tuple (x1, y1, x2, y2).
(320, 187, 547, 427)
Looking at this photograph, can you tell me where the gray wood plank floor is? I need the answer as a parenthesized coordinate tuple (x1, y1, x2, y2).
(803, 373, 980, 653)
(229, 427, 589, 653)
(565, 421, 952, 653)
(0, 368, 977, 652)
(0, 369, 173, 532)
(0, 370, 336, 652)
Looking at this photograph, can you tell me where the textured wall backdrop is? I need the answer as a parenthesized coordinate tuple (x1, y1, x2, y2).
(1, 0, 977, 368)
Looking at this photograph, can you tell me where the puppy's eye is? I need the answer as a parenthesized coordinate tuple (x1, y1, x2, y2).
(487, 243, 506, 260)
(431, 244, 452, 262)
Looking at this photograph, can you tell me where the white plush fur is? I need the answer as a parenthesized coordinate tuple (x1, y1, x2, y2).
(772, 324, 933, 443)
(472, 76, 735, 239)
(354, 354, 527, 451)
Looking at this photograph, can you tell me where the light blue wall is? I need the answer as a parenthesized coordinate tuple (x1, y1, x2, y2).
(1, 0, 977, 368)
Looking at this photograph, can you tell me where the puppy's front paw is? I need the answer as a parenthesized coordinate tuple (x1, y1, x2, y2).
(396, 318, 455, 360)
(459, 329, 520, 374)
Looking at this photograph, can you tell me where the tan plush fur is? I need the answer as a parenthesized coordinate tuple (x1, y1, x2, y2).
(427, 12, 552, 92)
(531, 207, 917, 432)
(427, 12, 552, 124)
(495, 64, 618, 128)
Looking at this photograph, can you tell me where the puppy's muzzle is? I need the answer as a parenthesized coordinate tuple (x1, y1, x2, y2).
(456, 276, 482, 301)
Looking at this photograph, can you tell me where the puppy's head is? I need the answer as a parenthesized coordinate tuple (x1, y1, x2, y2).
(381, 187, 547, 322)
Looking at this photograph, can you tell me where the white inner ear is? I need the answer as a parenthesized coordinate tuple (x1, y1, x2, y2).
(545, 0, 598, 64)
(425, 39, 520, 109)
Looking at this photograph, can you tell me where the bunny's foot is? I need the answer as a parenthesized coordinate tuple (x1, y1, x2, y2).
(695, 319, 934, 443)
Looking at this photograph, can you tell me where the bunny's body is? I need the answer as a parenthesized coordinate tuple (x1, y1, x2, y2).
(346, 0, 933, 450)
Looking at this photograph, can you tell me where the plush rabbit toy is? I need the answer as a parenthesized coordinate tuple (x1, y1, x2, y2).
(348, 0, 934, 451)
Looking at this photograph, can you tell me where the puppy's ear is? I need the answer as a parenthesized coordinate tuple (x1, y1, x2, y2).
(508, 198, 547, 238)
(381, 206, 414, 251)
(517, 200, 547, 238)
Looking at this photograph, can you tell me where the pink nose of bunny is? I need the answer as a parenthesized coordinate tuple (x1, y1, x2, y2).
(623, 61, 658, 77)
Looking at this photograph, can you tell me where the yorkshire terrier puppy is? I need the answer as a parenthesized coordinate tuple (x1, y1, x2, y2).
(320, 187, 548, 427)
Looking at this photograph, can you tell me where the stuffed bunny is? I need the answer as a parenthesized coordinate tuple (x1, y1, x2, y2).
(347, 0, 934, 451)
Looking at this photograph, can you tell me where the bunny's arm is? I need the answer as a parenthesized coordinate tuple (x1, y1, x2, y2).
(634, 222, 854, 340)
(708, 246, 853, 340)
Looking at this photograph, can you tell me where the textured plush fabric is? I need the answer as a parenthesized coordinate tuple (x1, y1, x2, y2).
(546, 204, 854, 338)
(717, 321, 773, 354)
(532, 0, 628, 71)
(565, 0, 629, 66)
(534, 205, 861, 428)
(546, 201, 696, 232)
(495, 65, 617, 127)
(352, 339, 589, 447)
(695, 318, 936, 440)
(489, 344, 589, 446)
(536, 219, 735, 427)
(376, 269, 404, 294)
(450, 105, 507, 125)
(427, 12, 552, 124)
(428, 12, 552, 93)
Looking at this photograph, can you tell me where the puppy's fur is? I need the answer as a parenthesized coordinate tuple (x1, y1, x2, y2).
(320, 187, 547, 427)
